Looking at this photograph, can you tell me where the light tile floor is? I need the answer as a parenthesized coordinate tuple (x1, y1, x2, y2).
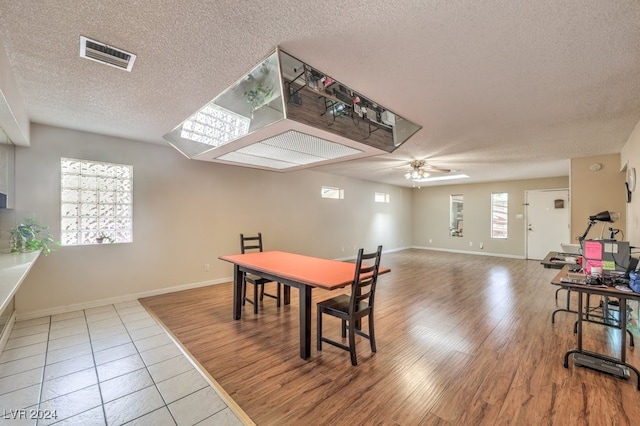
(0, 300, 246, 425)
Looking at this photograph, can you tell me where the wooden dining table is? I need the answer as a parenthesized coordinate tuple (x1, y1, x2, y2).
(218, 250, 389, 359)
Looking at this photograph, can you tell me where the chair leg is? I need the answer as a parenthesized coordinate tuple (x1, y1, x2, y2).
(348, 320, 357, 366)
(317, 309, 323, 351)
(253, 284, 259, 314)
(242, 277, 247, 306)
(259, 284, 264, 301)
(341, 320, 347, 338)
(369, 314, 376, 353)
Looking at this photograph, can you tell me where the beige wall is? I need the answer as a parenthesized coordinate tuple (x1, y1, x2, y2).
(14, 124, 413, 316)
(570, 154, 626, 242)
(18, 118, 640, 316)
(622, 119, 640, 246)
(411, 177, 569, 257)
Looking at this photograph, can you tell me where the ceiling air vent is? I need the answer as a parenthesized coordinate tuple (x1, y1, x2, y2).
(79, 36, 136, 72)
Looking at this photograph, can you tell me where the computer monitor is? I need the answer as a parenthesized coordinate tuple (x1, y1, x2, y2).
(582, 239, 631, 275)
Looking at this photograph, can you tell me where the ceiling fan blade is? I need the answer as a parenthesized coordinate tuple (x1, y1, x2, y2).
(384, 158, 455, 177)
(424, 165, 451, 173)
(391, 164, 414, 170)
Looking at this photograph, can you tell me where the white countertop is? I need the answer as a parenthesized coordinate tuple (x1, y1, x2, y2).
(0, 250, 40, 313)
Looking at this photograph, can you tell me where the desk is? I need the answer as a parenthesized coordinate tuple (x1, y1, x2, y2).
(551, 266, 640, 389)
(541, 251, 580, 269)
(0, 251, 41, 313)
(0, 251, 41, 347)
(219, 250, 389, 359)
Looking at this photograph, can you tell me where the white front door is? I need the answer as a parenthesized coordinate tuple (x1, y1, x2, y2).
(526, 189, 570, 260)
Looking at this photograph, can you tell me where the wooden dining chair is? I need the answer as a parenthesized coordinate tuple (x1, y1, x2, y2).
(317, 245, 383, 366)
(240, 233, 282, 314)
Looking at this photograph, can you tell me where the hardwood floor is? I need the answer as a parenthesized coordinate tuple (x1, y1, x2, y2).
(140, 249, 640, 425)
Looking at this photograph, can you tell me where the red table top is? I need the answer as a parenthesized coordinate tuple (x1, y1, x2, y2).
(219, 250, 389, 290)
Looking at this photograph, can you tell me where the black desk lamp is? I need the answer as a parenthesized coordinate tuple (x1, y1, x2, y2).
(577, 210, 620, 251)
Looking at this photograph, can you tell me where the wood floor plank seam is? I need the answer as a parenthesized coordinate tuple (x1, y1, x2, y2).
(141, 249, 640, 425)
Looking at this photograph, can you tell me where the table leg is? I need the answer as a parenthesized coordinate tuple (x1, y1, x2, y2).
(564, 289, 584, 368)
(551, 288, 574, 323)
(622, 302, 640, 391)
(284, 285, 291, 305)
(233, 265, 242, 320)
(577, 290, 583, 351)
(620, 297, 628, 364)
(299, 285, 312, 359)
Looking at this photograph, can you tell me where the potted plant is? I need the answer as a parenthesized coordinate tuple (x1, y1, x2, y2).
(96, 232, 114, 244)
(243, 63, 275, 113)
(244, 82, 274, 111)
(10, 218, 59, 254)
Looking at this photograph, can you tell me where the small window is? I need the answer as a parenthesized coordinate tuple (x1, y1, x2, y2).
(450, 194, 463, 237)
(61, 158, 133, 245)
(491, 192, 508, 239)
(375, 192, 390, 203)
(321, 186, 344, 199)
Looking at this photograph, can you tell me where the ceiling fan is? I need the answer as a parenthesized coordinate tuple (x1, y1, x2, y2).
(403, 160, 451, 180)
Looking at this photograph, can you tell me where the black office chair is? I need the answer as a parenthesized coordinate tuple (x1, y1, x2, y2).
(240, 233, 282, 314)
(317, 245, 382, 365)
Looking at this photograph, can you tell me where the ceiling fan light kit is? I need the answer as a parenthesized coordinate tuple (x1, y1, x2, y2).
(405, 169, 430, 180)
(403, 159, 451, 181)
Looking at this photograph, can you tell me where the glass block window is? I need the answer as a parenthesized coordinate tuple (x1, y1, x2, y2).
(61, 158, 133, 245)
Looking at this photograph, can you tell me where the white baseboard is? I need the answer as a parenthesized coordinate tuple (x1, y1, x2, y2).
(334, 245, 410, 262)
(385, 246, 412, 253)
(15, 247, 413, 320)
(15, 245, 519, 321)
(16, 277, 232, 321)
(412, 245, 525, 259)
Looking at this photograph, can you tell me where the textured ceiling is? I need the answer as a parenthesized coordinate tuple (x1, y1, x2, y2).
(1, 1, 640, 187)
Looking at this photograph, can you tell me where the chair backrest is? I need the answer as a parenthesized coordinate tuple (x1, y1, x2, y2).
(240, 233, 263, 254)
(349, 245, 383, 315)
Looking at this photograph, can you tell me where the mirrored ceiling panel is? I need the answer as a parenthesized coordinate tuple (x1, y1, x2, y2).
(280, 50, 421, 153)
(164, 48, 421, 171)
(164, 50, 284, 158)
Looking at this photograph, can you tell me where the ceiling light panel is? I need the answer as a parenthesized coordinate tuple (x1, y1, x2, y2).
(217, 151, 298, 170)
(235, 142, 325, 165)
(218, 131, 362, 169)
(263, 131, 361, 159)
(415, 174, 470, 182)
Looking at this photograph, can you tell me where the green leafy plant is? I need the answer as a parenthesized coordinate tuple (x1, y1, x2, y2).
(244, 63, 274, 111)
(96, 232, 114, 244)
(10, 218, 59, 254)
(244, 82, 274, 111)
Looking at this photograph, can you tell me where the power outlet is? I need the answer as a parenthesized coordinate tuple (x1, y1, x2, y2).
(469, 242, 473, 247)
(479, 242, 484, 249)
(429, 239, 433, 243)
(204, 263, 210, 272)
